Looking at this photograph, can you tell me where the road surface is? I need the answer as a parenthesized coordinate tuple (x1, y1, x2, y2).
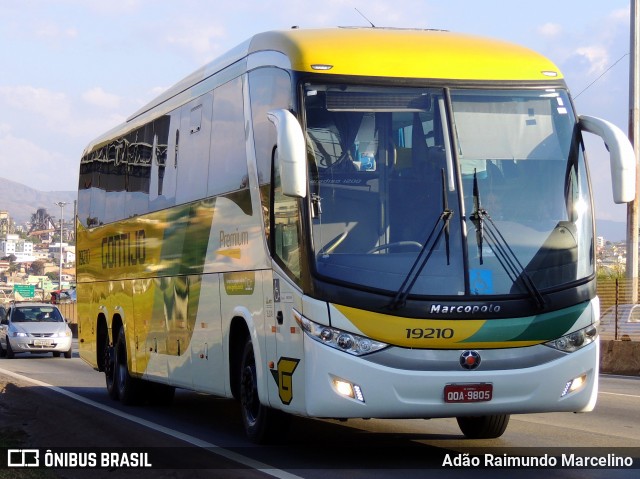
(0, 343, 638, 478)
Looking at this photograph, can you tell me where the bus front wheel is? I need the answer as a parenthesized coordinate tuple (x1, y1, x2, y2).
(239, 337, 289, 444)
(456, 414, 510, 439)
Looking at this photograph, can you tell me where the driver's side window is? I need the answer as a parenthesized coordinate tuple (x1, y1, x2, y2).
(272, 150, 303, 283)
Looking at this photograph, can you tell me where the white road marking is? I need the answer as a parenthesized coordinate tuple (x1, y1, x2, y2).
(0, 367, 302, 479)
(600, 391, 640, 399)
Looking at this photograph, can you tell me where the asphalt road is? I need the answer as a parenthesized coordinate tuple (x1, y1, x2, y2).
(0, 342, 639, 479)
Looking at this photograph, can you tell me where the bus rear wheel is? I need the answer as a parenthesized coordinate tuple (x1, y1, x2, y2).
(104, 339, 118, 400)
(114, 327, 144, 405)
(239, 337, 289, 444)
(456, 414, 510, 439)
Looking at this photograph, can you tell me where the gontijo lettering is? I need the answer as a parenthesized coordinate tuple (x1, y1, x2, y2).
(101, 230, 146, 269)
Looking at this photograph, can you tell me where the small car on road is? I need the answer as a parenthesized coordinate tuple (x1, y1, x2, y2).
(0, 302, 73, 358)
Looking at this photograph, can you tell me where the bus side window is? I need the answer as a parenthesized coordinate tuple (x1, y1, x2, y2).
(272, 149, 302, 283)
(248, 68, 293, 251)
(208, 76, 248, 196)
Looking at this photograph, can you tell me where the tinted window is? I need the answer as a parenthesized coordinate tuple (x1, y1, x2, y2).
(208, 76, 249, 195)
(249, 68, 292, 186)
(176, 93, 213, 205)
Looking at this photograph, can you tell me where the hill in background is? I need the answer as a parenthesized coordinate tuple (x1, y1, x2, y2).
(0, 177, 76, 225)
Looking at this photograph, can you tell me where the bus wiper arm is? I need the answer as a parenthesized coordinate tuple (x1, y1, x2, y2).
(469, 170, 545, 310)
(469, 169, 485, 263)
(389, 170, 452, 311)
(482, 217, 545, 309)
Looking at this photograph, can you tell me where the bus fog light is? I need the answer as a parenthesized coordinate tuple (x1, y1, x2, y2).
(332, 377, 365, 402)
(561, 373, 587, 397)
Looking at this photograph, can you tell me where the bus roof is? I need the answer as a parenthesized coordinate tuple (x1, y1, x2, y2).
(248, 28, 562, 81)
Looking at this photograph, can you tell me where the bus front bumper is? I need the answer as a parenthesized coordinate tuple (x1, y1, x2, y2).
(300, 337, 598, 419)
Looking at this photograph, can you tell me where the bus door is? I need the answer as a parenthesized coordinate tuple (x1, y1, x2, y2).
(269, 272, 304, 411)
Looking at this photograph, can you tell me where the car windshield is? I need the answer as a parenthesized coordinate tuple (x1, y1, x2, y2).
(305, 84, 593, 300)
(13, 307, 64, 323)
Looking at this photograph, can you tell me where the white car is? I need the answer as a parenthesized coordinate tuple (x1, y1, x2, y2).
(0, 302, 73, 358)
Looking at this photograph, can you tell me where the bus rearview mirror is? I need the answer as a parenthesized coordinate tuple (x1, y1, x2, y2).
(579, 115, 636, 204)
(268, 109, 308, 198)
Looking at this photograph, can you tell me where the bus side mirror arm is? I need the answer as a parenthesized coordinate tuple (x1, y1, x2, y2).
(267, 109, 308, 198)
(579, 115, 636, 204)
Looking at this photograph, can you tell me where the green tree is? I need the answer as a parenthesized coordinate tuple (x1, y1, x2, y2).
(29, 260, 46, 276)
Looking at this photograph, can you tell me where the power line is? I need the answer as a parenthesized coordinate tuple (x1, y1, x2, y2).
(573, 52, 630, 100)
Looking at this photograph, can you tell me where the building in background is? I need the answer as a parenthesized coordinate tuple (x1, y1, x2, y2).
(0, 211, 13, 237)
(0, 234, 35, 263)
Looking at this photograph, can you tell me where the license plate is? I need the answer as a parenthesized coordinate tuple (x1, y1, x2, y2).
(444, 383, 493, 403)
(34, 339, 53, 347)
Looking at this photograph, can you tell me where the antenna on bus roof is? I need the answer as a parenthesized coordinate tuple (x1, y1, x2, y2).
(355, 8, 376, 28)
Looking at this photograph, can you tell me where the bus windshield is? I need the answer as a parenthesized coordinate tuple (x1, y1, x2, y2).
(305, 84, 593, 299)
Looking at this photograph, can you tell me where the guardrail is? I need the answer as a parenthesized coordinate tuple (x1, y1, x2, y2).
(56, 302, 77, 323)
(597, 278, 640, 341)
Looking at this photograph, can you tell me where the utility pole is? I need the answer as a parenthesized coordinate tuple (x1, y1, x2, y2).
(627, 0, 640, 303)
(55, 201, 67, 290)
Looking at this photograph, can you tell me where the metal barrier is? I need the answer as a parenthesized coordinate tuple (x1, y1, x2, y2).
(597, 278, 640, 341)
(56, 302, 77, 324)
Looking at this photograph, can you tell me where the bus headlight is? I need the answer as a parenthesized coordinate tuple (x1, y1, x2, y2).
(293, 310, 388, 356)
(543, 324, 598, 353)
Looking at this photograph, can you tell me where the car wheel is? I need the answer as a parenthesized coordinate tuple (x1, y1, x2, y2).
(6, 339, 15, 359)
(0, 341, 6, 358)
(239, 337, 290, 444)
(53, 352, 61, 358)
(64, 347, 72, 359)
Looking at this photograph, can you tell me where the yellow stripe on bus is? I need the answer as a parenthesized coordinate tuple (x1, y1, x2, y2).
(333, 304, 542, 349)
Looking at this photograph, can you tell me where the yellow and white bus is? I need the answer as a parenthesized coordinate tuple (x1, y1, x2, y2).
(77, 27, 635, 442)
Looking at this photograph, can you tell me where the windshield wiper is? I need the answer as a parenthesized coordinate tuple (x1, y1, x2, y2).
(388, 170, 452, 310)
(469, 169, 545, 310)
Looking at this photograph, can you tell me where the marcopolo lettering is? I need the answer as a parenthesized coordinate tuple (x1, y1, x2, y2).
(101, 230, 146, 269)
(430, 303, 501, 315)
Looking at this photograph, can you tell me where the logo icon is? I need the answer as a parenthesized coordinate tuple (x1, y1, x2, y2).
(270, 357, 300, 404)
(7, 449, 40, 467)
(459, 350, 481, 370)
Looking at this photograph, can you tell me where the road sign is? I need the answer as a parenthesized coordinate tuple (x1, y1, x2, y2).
(13, 284, 35, 298)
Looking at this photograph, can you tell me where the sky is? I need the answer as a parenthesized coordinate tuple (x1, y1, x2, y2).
(0, 0, 635, 225)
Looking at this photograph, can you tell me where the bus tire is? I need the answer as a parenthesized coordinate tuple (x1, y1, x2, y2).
(239, 337, 289, 444)
(114, 327, 143, 405)
(104, 339, 118, 400)
(456, 414, 510, 439)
